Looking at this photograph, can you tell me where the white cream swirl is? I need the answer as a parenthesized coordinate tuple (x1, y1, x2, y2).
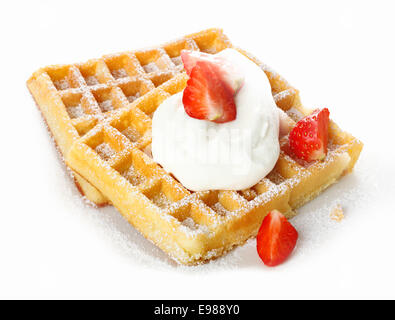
(152, 48, 280, 191)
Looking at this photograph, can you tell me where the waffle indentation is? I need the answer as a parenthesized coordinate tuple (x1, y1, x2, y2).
(46, 65, 81, 91)
(95, 143, 116, 161)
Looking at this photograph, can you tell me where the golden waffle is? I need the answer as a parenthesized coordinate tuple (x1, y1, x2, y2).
(28, 29, 363, 264)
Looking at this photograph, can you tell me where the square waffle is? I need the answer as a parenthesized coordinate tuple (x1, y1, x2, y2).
(28, 29, 363, 264)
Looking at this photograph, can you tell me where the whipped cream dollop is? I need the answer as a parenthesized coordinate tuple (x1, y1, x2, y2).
(152, 48, 280, 191)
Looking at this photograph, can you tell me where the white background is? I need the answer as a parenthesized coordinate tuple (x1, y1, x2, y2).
(1, 0, 394, 300)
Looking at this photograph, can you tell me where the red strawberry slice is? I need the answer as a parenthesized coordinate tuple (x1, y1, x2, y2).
(182, 60, 237, 123)
(289, 108, 330, 162)
(257, 210, 298, 267)
(181, 50, 244, 93)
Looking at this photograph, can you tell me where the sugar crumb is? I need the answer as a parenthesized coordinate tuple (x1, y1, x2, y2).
(330, 204, 344, 222)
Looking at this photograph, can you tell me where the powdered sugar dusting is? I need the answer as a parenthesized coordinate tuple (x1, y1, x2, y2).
(212, 202, 230, 216)
(151, 193, 172, 209)
(122, 127, 141, 143)
(67, 105, 84, 119)
(99, 100, 114, 112)
(286, 107, 304, 122)
(95, 143, 115, 161)
(290, 156, 375, 260)
(143, 62, 159, 73)
(54, 79, 70, 90)
(122, 165, 143, 186)
(85, 76, 99, 86)
(127, 92, 141, 103)
(181, 217, 210, 235)
(111, 69, 128, 79)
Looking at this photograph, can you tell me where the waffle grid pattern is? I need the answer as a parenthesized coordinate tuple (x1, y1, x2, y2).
(28, 29, 363, 264)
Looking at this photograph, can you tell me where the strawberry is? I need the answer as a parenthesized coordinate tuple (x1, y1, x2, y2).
(182, 60, 237, 123)
(257, 210, 298, 267)
(289, 108, 330, 162)
(181, 50, 244, 94)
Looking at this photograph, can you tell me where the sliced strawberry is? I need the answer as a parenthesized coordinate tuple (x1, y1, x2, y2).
(182, 60, 236, 123)
(257, 210, 298, 267)
(289, 108, 330, 162)
(181, 50, 244, 93)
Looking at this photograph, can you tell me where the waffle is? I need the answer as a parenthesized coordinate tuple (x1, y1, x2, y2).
(28, 29, 363, 264)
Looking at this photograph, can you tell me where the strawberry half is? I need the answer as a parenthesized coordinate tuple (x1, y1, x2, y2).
(289, 108, 330, 162)
(181, 50, 244, 93)
(257, 210, 298, 267)
(182, 60, 237, 123)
